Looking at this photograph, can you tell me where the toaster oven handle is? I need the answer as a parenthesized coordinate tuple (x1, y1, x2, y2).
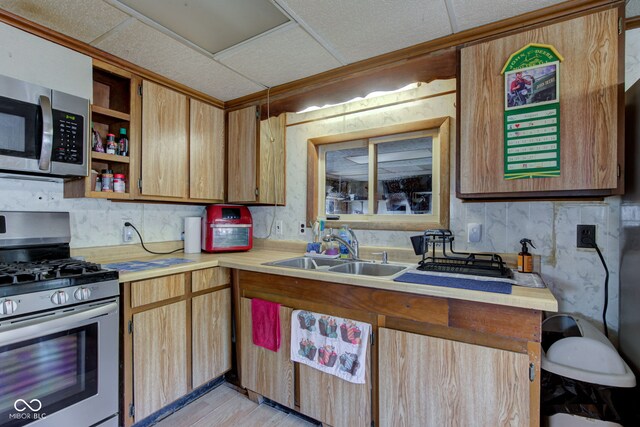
(0, 301, 117, 347)
(38, 94, 54, 171)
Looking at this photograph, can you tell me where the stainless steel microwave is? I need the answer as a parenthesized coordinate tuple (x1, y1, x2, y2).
(0, 74, 89, 177)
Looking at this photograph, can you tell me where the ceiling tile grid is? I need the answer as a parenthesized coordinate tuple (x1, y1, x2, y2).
(276, 0, 453, 63)
(93, 19, 263, 100)
(0, 0, 130, 43)
(217, 23, 343, 87)
(449, 0, 565, 31)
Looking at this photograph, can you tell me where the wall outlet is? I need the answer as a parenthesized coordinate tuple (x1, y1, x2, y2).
(577, 224, 596, 248)
(299, 222, 306, 235)
(467, 223, 482, 243)
(275, 220, 283, 235)
(122, 220, 134, 243)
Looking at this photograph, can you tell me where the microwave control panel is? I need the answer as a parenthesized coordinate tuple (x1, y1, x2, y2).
(52, 110, 84, 164)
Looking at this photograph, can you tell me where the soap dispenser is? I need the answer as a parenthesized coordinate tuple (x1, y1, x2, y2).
(517, 239, 536, 273)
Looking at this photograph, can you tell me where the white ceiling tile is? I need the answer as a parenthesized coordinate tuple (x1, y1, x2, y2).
(0, 0, 130, 43)
(628, 0, 640, 18)
(277, 0, 453, 63)
(450, 0, 565, 31)
(218, 24, 342, 87)
(94, 20, 264, 100)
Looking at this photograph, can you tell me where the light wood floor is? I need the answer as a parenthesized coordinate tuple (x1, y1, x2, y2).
(154, 384, 317, 427)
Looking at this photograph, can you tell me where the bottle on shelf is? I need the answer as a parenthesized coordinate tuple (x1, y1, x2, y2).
(117, 128, 128, 156)
(105, 134, 117, 155)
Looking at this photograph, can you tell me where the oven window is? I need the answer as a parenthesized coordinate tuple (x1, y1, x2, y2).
(213, 227, 249, 248)
(0, 324, 98, 426)
(0, 96, 39, 157)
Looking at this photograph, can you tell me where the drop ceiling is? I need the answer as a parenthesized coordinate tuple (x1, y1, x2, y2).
(0, 0, 637, 102)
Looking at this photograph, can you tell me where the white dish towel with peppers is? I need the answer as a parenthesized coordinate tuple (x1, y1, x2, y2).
(290, 310, 370, 384)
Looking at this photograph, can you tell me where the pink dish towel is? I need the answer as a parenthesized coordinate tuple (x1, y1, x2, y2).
(252, 298, 281, 352)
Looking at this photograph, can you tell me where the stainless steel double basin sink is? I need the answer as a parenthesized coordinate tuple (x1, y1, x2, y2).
(263, 256, 408, 277)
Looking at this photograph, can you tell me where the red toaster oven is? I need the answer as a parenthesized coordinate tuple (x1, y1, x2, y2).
(201, 205, 253, 252)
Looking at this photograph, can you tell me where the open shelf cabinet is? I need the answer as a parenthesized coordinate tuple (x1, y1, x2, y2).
(65, 59, 139, 199)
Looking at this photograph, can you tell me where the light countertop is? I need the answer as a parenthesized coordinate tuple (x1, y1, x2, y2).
(82, 246, 558, 312)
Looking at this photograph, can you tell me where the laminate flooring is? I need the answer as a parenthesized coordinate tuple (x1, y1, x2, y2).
(154, 383, 317, 427)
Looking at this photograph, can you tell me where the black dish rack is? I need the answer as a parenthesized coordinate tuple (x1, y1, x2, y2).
(411, 229, 512, 279)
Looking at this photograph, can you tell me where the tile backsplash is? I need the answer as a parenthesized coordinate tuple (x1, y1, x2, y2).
(0, 177, 205, 248)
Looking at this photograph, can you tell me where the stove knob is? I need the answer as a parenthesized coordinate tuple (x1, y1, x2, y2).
(74, 287, 92, 301)
(0, 299, 18, 315)
(50, 290, 69, 305)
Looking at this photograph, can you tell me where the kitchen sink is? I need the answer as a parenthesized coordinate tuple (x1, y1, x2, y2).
(264, 257, 348, 270)
(327, 261, 408, 277)
(264, 257, 408, 277)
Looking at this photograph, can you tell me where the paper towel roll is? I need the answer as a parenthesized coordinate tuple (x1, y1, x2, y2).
(184, 217, 201, 254)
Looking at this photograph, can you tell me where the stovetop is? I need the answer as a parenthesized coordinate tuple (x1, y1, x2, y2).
(0, 258, 119, 298)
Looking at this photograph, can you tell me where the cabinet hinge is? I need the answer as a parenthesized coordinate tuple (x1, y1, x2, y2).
(128, 319, 133, 334)
(129, 403, 135, 418)
(138, 84, 143, 96)
(619, 17, 623, 35)
(255, 106, 260, 119)
(618, 164, 621, 178)
(370, 332, 375, 346)
(138, 178, 142, 190)
(371, 421, 375, 427)
(529, 363, 535, 382)
(255, 187, 259, 197)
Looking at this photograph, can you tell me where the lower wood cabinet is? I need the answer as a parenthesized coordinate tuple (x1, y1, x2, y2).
(133, 301, 188, 420)
(235, 270, 542, 427)
(238, 294, 372, 427)
(123, 267, 231, 426)
(378, 328, 530, 427)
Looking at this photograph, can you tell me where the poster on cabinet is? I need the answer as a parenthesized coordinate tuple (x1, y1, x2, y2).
(501, 43, 563, 180)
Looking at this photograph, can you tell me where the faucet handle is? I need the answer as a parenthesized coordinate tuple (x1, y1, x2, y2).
(372, 251, 388, 264)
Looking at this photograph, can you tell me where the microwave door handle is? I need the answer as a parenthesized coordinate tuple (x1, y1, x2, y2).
(0, 301, 117, 347)
(38, 94, 53, 171)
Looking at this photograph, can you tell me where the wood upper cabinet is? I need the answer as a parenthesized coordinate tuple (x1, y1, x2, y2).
(140, 80, 189, 198)
(378, 328, 531, 426)
(228, 106, 286, 204)
(458, 7, 622, 198)
(190, 99, 225, 201)
(133, 301, 188, 420)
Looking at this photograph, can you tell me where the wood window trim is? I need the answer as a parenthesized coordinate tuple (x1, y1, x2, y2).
(306, 118, 450, 231)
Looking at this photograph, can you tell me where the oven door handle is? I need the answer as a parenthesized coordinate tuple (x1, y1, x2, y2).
(38, 94, 54, 171)
(0, 302, 117, 347)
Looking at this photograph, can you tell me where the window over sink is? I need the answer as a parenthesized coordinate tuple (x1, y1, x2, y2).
(307, 118, 450, 231)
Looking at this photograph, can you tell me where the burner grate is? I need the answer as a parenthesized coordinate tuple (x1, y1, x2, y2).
(0, 259, 105, 286)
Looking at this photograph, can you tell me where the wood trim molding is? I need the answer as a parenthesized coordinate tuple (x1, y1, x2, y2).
(306, 117, 450, 231)
(627, 15, 640, 30)
(226, 0, 622, 113)
(0, 8, 224, 108)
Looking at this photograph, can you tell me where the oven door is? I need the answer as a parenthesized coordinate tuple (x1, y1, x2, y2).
(0, 75, 53, 175)
(0, 300, 118, 427)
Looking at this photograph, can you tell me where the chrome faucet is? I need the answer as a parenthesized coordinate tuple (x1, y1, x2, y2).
(323, 226, 360, 260)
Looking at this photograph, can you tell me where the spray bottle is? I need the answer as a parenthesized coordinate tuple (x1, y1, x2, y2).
(517, 239, 536, 273)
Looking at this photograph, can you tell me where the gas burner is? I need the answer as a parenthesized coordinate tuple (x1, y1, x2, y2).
(0, 259, 106, 286)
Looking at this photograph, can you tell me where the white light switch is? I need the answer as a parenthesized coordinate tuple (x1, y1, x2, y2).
(467, 223, 482, 243)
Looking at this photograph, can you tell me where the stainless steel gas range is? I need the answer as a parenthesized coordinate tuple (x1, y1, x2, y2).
(0, 211, 119, 427)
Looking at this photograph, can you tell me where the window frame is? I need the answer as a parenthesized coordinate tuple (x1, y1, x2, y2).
(306, 118, 450, 231)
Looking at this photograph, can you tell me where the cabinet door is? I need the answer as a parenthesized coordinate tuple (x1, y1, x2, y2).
(298, 345, 371, 427)
(133, 301, 187, 420)
(258, 113, 286, 204)
(228, 106, 258, 202)
(141, 80, 188, 198)
(240, 297, 294, 407)
(459, 8, 621, 196)
(192, 288, 232, 388)
(378, 328, 530, 427)
(190, 99, 224, 201)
